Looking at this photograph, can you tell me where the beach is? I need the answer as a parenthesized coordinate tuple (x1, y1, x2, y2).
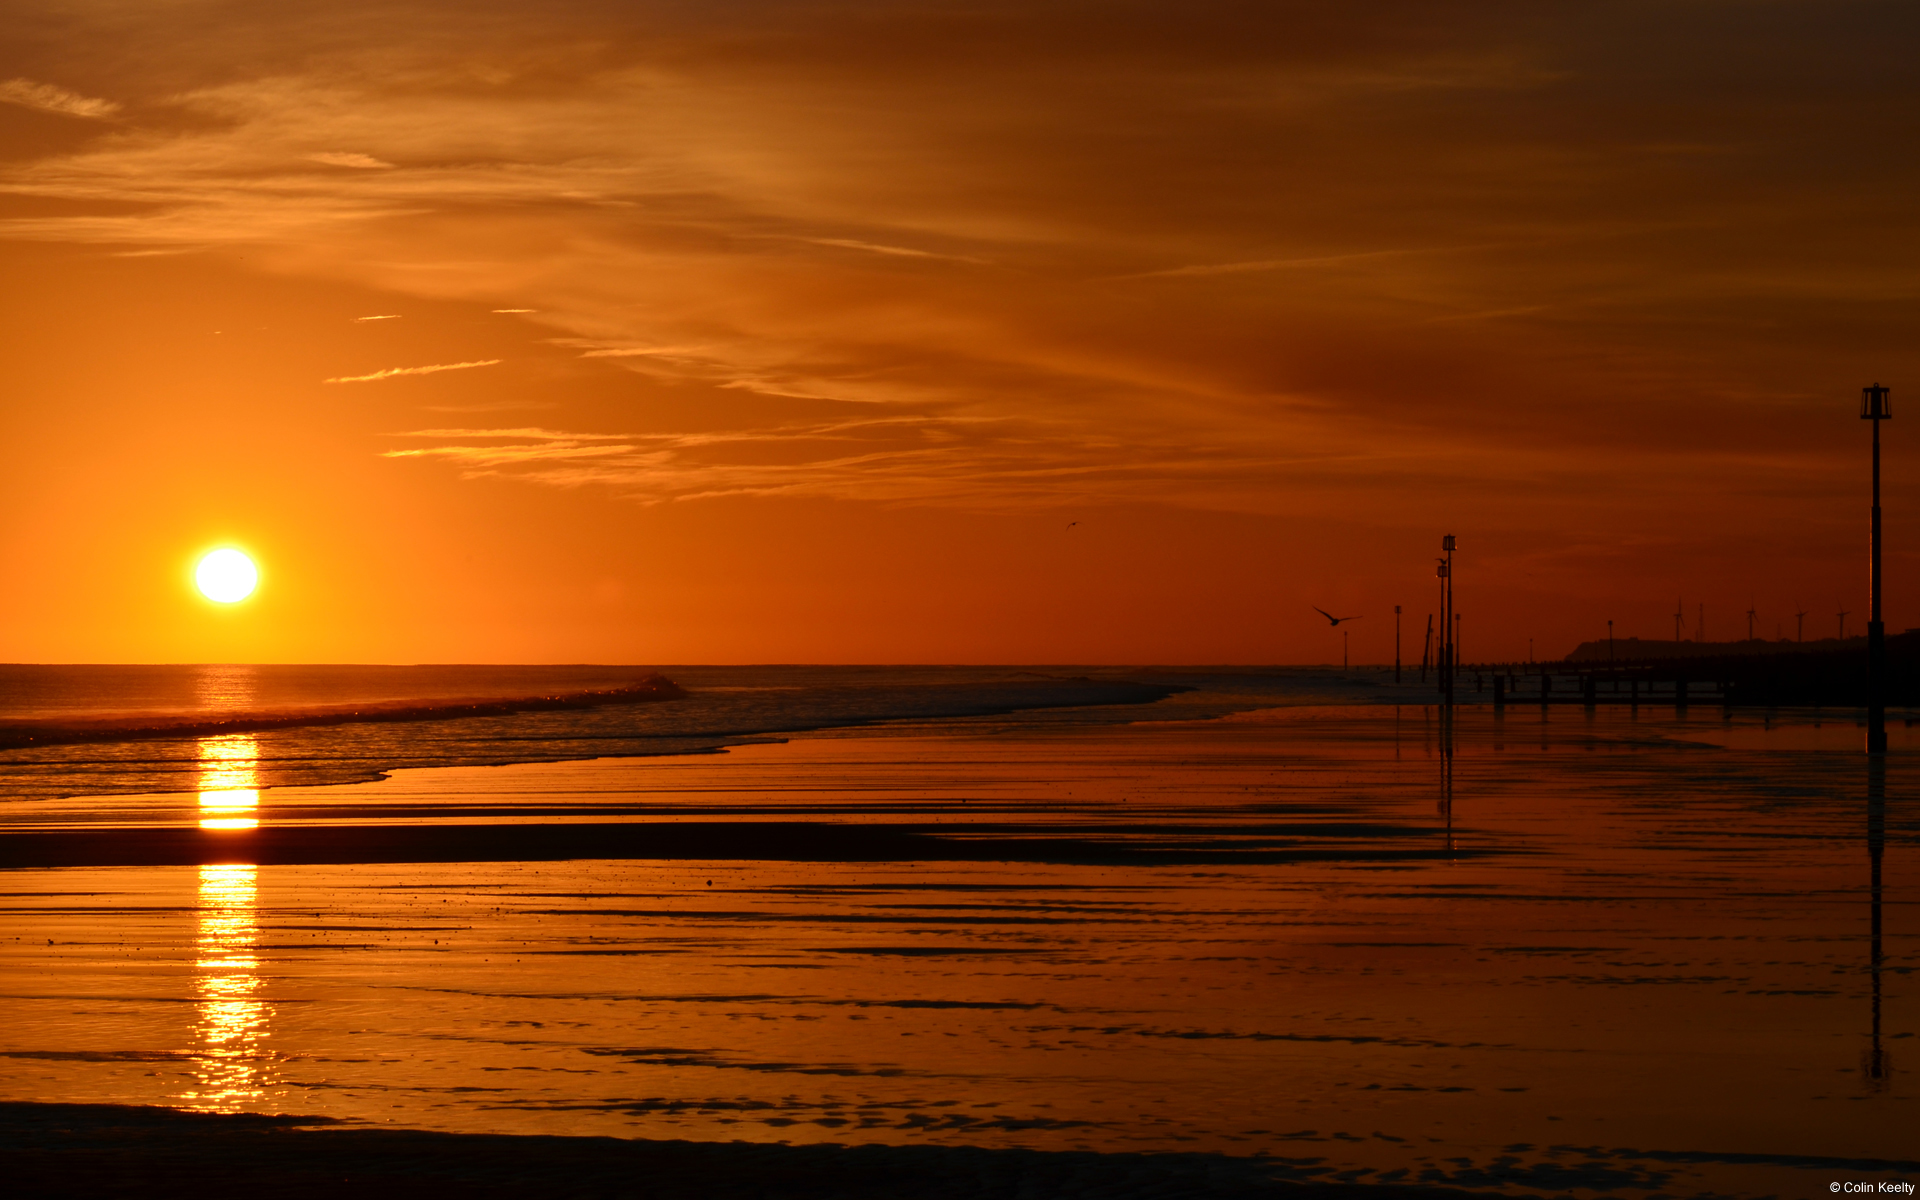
(0, 685, 1912, 1197)
(7, 1, 1913, 1191)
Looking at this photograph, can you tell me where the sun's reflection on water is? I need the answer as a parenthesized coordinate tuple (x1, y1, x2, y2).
(198, 732, 260, 830)
(181, 863, 271, 1109)
(193, 663, 259, 711)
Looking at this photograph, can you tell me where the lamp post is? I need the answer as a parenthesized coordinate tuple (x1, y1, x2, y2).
(1863, 383, 1891, 754)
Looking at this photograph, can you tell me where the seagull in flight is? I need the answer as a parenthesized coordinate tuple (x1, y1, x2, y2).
(1313, 606, 1361, 626)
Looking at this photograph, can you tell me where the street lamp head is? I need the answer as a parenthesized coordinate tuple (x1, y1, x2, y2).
(1862, 383, 1892, 420)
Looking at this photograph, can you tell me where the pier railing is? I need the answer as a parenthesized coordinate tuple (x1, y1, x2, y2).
(1477, 668, 1725, 708)
(1448, 635, 1920, 708)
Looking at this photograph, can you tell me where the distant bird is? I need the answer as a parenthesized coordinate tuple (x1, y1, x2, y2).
(1312, 606, 1361, 626)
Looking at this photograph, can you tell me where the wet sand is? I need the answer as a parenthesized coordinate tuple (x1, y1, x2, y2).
(0, 820, 1475, 868)
(5, 1100, 1489, 1199)
(0, 706, 1912, 1197)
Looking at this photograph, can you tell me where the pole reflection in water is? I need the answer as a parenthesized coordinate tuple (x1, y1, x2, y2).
(1864, 755, 1891, 1089)
(198, 732, 260, 830)
(181, 863, 271, 1109)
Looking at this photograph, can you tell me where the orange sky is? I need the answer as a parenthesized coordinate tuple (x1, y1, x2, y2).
(1, 1, 1917, 665)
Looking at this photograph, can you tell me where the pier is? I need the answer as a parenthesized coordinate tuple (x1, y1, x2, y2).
(1479, 666, 1726, 708)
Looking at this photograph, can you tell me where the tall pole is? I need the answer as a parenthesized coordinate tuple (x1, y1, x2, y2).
(1446, 559, 1452, 699)
(1441, 535, 1457, 707)
(1865, 754, 1887, 1085)
(1864, 383, 1891, 754)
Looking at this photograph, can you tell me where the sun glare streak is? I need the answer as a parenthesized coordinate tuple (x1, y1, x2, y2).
(198, 732, 261, 830)
(180, 863, 271, 1110)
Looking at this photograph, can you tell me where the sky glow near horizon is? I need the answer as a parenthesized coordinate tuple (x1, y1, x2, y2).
(1, 1, 1917, 663)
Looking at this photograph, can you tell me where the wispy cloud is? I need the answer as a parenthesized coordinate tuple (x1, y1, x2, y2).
(1121, 253, 1398, 280)
(799, 237, 983, 263)
(1115, 244, 1505, 281)
(384, 441, 636, 467)
(381, 433, 1291, 507)
(308, 152, 393, 169)
(375, 416, 1309, 508)
(0, 6, 1903, 529)
(394, 427, 632, 440)
(577, 345, 710, 359)
(326, 359, 500, 383)
(0, 79, 119, 120)
(1417, 304, 1549, 325)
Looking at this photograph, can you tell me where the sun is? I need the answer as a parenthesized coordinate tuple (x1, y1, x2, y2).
(195, 549, 259, 603)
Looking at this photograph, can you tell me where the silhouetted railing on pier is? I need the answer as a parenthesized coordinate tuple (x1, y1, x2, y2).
(1453, 629, 1920, 708)
(1479, 668, 1725, 708)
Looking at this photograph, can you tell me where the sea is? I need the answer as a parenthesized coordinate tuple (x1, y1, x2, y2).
(0, 663, 1361, 804)
(0, 664, 1912, 1197)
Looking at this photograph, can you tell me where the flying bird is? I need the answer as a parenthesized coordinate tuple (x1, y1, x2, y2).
(1313, 606, 1361, 626)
